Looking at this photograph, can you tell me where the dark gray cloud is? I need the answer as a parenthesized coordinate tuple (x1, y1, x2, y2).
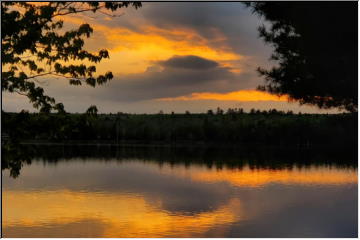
(90, 3, 276, 83)
(90, 55, 257, 102)
(93, 3, 273, 57)
(138, 3, 272, 57)
(80, 3, 276, 103)
(159, 55, 219, 70)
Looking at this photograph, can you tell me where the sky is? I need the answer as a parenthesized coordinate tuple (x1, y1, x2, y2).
(2, 2, 342, 114)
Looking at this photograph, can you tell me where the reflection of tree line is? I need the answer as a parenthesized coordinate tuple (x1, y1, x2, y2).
(2, 110, 357, 146)
(2, 143, 356, 178)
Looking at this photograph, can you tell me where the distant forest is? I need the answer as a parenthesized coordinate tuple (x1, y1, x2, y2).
(3, 108, 357, 148)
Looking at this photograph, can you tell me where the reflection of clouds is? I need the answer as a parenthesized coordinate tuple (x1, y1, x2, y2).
(170, 166, 357, 187)
(3, 218, 108, 238)
(2, 159, 358, 237)
(3, 190, 242, 237)
(3, 160, 233, 215)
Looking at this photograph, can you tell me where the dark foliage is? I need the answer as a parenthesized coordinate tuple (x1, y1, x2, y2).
(2, 108, 356, 178)
(3, 109, 356, 147)
(1, 2, 141, 112)
(247, 2, 357, 112)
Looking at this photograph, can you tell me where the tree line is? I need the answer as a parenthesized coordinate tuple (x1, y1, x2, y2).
(3, 109, 356, 147)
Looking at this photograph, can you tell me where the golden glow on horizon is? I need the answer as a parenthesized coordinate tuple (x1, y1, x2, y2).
(3, 190, 241, 237)
(158, 90, 289, 102)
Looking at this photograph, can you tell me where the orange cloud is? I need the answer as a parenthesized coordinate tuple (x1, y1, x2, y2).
(158, 90, 289, 102)
(55, 14, 243, 75)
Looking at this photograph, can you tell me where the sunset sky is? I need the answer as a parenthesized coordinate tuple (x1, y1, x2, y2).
(3, 2, 342, 113)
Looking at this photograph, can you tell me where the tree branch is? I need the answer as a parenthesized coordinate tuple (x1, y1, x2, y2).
(26, 72, 54, 79)
(14, 90, 28, 97)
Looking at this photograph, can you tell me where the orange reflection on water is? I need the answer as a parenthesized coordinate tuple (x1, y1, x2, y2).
(187, 166, 358, 187)
(3, 164, 357, 237)
(3, 190, 241, 237)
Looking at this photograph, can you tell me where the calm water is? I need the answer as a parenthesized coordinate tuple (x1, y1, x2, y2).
(2, 145, 358, 237)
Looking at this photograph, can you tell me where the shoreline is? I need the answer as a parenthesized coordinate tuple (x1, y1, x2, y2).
(16, 139, 356, 150)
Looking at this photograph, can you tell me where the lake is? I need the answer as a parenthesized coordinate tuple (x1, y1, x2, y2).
(2, 144, 358, 237)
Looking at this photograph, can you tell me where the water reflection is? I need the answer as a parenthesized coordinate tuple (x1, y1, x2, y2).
(4, 189, 242, 238)
(2, 145, 358, 237)
(2, 144, 357, 178)
(188, 167, 357, 187)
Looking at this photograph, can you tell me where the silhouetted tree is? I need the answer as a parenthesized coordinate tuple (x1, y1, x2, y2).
(86, 105, 98, 116)
(216, 107, 224, 115)
(207, 109, 214, 115)
(226, 108, 236, 115)
(247, 2, 357, 112)
(269, 109, 278, 115)
(2, 2, 141, 112)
